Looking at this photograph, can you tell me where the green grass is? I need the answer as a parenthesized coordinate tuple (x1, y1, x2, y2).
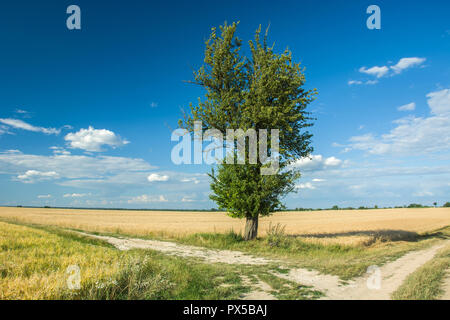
(257, 272, 322, 300)
(392, 243, 450, 300)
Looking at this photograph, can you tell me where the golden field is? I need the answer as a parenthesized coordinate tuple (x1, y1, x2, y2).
(0, 206, 449, 244)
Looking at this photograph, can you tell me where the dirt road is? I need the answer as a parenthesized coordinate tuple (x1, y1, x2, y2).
(77, 231, 449, 300)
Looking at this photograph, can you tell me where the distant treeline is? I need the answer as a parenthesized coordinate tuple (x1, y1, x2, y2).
(9, 205, 227, 212)
(8, 202, 450, 212)
(290, 202, 450, 211)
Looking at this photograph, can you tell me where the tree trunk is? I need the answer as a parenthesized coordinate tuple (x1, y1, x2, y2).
(244, 215, 258, 240)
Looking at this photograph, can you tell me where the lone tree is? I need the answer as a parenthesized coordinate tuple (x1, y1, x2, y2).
(180, 22, 316, 240)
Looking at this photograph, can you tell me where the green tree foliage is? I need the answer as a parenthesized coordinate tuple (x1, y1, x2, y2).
(180, 22, 316, 240)
(407, 203, 425, 208)
(444, 202, 450, 208)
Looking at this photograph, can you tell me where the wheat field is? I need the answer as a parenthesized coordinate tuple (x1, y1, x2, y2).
(1, 207, 448, 244)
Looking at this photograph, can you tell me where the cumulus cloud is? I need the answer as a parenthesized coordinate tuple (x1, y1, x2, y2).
(356, 57, 426, 82)
(65, 126, 129, 152)
(0, 150, 155, 189)
(427, 88, 450, 115)
(359, 66, 389, 78)
(0, 118, 60, 135)
(37, 194, 52, 199)
(147, 173, 169, 182)
(397, 102, 416, 111)
(345, 88, 450, 155)
(127, 195, 168, 204)
(390, 57, 426, 74)
(290, 155, 343, 172)
(17, 170, 59, 183)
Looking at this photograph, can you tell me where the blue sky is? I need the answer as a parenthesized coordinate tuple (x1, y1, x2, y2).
(0, 0, 449, 209)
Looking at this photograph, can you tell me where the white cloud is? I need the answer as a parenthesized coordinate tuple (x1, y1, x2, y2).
(181, 196, 195, 202)
(17, 170, 59, 183)
(290, 155, 343, 172)
(397, 102, 416, 111)
(37, 194, 52, 199)
(50, 146, 71, 155)
(65, 126, 129, 152)
(346, 88, 450, 155)
(359, 66, 389, 78)
(427, 88, 450, 115)
(390, 57, 426, 74)
(0, 125, 12, 135)
(312, 178, 326, 182)
(348, 80, 378, 86)
(357, 57, 426, 80)
(413, 191, 433, 197)
(324, 156, 341, 166)
(14, 109, 32, 118)
(0, 118, 60, 135)
(348, 80, 363, 85)
(63, 193, 89, 198)
(181, 177, 201, 184)
(150, 102, 158, 108)
(0, 150, 155, 188)
(127, 195, 168, 204)
(295, 182, 316, 190)
(147, 173, 169, 182)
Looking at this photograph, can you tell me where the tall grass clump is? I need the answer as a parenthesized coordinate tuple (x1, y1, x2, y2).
(266, 223, 288, 248)
(65, 255, 174, 299)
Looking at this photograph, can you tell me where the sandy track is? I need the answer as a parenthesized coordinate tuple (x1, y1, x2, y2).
(78, 231, 448, 299)
(77, 231, 271, 265)
(240, 275, 277, 300)
(276, 241, 449, 300)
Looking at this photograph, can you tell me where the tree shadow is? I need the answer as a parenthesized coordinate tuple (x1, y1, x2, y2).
(289, 229, 448, 244)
